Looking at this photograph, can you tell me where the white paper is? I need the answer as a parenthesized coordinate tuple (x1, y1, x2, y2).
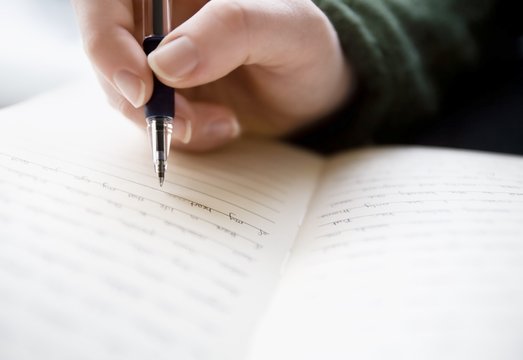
(0, 81, 323, 360)
(251, 147, 523, 360)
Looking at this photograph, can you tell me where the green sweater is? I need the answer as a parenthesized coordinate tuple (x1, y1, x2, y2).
(293, 0, 495, 152)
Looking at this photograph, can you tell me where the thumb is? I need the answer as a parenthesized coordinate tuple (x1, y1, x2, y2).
(147, 0, 311, 88)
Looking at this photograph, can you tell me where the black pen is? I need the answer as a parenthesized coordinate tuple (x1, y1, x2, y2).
(144, 0, 174, 186)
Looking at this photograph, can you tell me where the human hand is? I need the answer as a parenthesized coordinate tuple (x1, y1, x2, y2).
(71, 0, 353, 151)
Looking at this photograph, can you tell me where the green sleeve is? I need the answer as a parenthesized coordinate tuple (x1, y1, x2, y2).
(291, 0, 494, 152)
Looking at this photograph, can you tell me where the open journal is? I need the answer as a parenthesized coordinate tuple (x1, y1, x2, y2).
(1, 81, 522, 360)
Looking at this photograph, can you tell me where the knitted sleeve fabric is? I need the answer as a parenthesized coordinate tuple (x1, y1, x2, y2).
(291, 0, 494, 153)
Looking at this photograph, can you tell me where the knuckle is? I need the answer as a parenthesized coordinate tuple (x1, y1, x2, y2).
(208, 0, 249, 35)
(205, 0, 253, 62)
(81, 32, 108, 59)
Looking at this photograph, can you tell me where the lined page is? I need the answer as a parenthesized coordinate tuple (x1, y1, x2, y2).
(0, 82, 323, 360)
(251, 147, 523, 360)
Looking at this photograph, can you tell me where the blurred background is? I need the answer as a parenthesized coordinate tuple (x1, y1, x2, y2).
(0, 0, 84, 108)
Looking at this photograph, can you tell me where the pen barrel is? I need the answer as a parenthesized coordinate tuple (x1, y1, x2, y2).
(144, 36, 175, 119)
(142, 0, 173, 37)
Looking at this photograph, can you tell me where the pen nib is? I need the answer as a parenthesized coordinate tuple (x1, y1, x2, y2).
(154, 159, 167, 187)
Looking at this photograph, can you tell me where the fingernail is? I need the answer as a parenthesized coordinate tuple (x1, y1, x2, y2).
(113, 71, 146, 108)
(148, 37, 199, 81)
(204, 116, 241, 139)
(173, 116, 192, 144)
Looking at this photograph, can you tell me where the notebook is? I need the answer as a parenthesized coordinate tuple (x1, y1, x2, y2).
(1, 80, 522, 360)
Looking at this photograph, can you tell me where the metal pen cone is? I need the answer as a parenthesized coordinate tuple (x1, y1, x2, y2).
(147, 118, 172, 187)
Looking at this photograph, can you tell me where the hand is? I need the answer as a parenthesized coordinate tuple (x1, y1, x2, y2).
(71, 0, 353, 151)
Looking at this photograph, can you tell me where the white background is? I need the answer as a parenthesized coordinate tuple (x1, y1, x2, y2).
(0, 0, 84, 108)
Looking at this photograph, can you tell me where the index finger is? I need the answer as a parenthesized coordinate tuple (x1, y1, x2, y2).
(71, 0, 153, 108)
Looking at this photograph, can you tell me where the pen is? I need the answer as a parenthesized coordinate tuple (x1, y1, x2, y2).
(144, 0, 174, 187)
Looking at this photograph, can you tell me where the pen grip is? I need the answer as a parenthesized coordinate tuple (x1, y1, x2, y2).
(143, 36, 175, 118)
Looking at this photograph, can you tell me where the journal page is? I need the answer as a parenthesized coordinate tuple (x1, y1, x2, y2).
(251, 147, 523, 360)
(0, 81, 323, 360)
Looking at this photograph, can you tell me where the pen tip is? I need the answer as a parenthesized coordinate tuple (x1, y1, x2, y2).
(159, 175, 165, 187)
